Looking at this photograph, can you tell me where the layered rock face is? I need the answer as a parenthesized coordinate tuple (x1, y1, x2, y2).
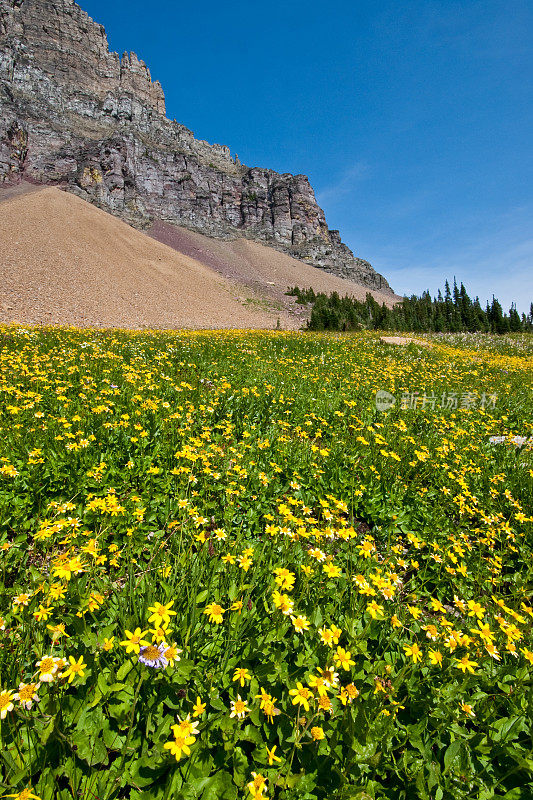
(0, 0, 392, 291)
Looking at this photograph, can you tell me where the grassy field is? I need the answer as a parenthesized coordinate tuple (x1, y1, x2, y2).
(0, 326, 532, 800)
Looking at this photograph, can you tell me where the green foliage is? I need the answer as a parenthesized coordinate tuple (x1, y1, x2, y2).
(286, 282, 533, 334)
(0, 326, 532, 800)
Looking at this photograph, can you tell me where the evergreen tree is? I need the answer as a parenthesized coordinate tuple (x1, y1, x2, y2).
(301, 280, 528, 335)
(509, 303, 522, 332)
(473, 298, 489, 332)
(444, 280, 453, 332)
(489, 297, 506, 334)
(459, 283, 477, 331)
(453, 278, 460, 306)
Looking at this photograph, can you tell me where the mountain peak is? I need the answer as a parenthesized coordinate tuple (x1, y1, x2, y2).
(0, 0, 392, 292)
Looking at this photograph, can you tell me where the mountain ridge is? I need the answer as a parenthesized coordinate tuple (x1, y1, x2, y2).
(0, 0, 392, 292)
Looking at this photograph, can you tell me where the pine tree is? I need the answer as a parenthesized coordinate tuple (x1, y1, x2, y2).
(489, 297, 506, 334)
(473, 297, 488, 331)
(444, 280, 453, 332)
(509, 303, 522, 332)
(450, 279, 461, 332)
(298, 282, 528, 334)
(459, 283, 477, 331)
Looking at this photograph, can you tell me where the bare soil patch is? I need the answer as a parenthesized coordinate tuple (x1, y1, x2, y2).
(0, 187, 293, 329)
(0, 185, 400, 330)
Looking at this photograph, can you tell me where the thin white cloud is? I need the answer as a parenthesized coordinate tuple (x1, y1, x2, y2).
(346, 205, 533, 315)
(381, 235, 533, 315)
(316, 162, 370, 207)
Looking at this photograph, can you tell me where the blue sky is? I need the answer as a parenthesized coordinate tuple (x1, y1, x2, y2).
(83, 0, 533, 313)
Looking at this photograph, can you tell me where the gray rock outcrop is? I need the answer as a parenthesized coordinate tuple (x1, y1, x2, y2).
(0, 0, 392, 291)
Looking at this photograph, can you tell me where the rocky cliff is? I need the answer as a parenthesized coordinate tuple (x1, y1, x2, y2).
(0, 0, 392, 291)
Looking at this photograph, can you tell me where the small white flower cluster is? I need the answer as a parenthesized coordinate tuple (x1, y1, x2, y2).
(489, 435, 532, 447)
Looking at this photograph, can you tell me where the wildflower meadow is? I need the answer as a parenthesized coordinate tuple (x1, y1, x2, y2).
(0, 326, 532, 800)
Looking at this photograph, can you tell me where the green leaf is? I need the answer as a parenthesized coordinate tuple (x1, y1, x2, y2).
(491, 716, 527, 742)
(241, 724, 263, 746)
(76, 705, 104, 735)
(102, 719, 126, 750)
(75, 733, 108, 766)
(200, 770, 237, 800)
(443, 740, 462, 773)
(187, 749, 214, 782)
(128, 754, 167, 787)
(310, 606, 323, 627)
(40, 715, 56, 745)
(232, 746, 248, 788)
(351, 740, 377, 762)
(116, 660, 135, 681)
(208, 695, 226, 712)
(174, 658, 195, 679)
